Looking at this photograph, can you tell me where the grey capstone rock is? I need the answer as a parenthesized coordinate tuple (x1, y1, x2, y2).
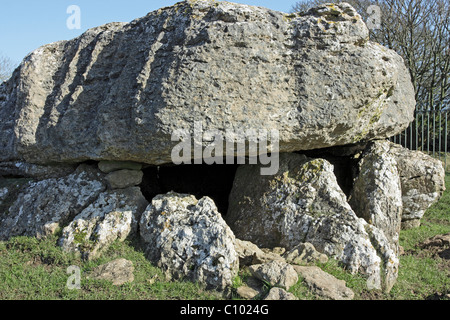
(0, 164, 106, 240)
(0, 1, 415, 165)
(59, 187, 148, 260)
(227, 153, 398, 292)
(139, 192, 239, 290)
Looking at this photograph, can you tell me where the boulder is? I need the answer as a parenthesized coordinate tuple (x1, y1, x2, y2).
(0, 164, 106, 240)
(294, 265, 354, 300)
(350, 140, 403, 252)
(248, 261, 299, 291)
(0, 1, 415, 166)
(139, 192, 239, 290)
(388, 143, 446, 228)
(59, 187, 148, 260)
(351, 140, 446, 230)
(226, 153, 354, 249)
(227, 153, 398, 292)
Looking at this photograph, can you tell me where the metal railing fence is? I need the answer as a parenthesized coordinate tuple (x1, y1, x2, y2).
(389, 105, 449, 170)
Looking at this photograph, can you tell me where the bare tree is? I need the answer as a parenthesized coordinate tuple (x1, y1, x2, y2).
(0, 53, 17, 82)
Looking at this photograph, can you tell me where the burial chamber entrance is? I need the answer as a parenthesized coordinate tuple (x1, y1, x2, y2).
(138, 149, 359, 217)
(139, 163, 240, 216)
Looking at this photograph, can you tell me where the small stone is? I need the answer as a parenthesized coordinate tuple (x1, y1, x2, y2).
(389, 142, 446, 226)
(237, 286, 260, 300)
(268, 247, 286, 255)
(294, 266, 354, 300)
(89, 258, 134, 285)
(249, 261, 298, 291)
(234, 238, 285, 266)
(236, 276, 265, 300)
(105, 169, 143, 189)
(284, 242, 329, 265)
(264, 287, 298, 300)
(147, 274, 159, 285)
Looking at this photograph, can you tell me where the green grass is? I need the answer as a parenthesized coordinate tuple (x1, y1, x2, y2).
(0, 175, 449, 300)
(0, 235, 223, 300)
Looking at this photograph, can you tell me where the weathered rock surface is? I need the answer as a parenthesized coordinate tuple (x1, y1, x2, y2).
(294, 265, 354, 300)
(264, 287, 298, 300)
(350, 140, 403, 252)
(227, 153, 398, 291)
(248, 261, 298, 291)
(226, 153, 352, 249)
(388, 143, 446, 228)
(98, 161, 143, 174)
(0, 1, 415, 166)
(59, 187, 148, 260)
(0, 164, 105, 240)
(236, 285, 260, 300)
(140, 192, 239, 290)
(105, 169, 143, 189)
(0, 186, 8, 204)
(283, 242, 328, 265)
(88, 258, 135, 285)
(236, 276, 265, 300)
(0, 162, 76, 180)
(234, 239, 285, 267)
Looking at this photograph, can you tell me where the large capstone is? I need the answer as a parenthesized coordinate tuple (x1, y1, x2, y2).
(0, 1, 415, 166)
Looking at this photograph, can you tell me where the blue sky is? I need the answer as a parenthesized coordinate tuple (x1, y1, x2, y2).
(0, 0, 297, 65)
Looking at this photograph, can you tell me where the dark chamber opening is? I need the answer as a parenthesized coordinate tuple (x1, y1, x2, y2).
(139, 148, 360, 217)
(140, 163, 240, 216)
